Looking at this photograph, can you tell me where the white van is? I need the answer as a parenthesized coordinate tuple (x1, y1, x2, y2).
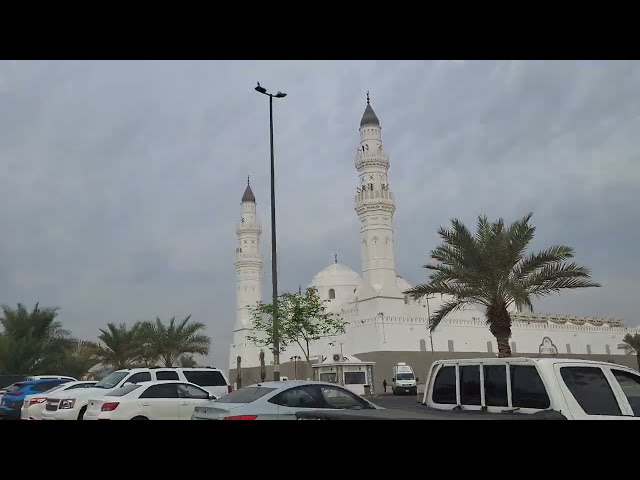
(392, 362, 417, 395)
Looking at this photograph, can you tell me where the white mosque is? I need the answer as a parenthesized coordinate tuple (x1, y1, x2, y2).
(228, 94, 639, 384)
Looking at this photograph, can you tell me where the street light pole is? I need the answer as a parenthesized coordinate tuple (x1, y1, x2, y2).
(255, 82, 287, 381)
(290, 355, 300, 380)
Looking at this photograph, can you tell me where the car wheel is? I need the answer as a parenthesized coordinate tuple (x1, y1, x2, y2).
(77, 406, 86, 420)
(131, 416, 149, 420)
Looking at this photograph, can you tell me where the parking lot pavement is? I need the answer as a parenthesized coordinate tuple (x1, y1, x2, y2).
(370, 393, 427, 412)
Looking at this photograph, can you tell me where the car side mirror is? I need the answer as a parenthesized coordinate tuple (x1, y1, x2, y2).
(123, 382, 133, 387)
(392, 377, 395, 382)
(208, 394, 216, 400)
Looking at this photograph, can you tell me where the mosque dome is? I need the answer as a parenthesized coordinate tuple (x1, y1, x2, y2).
(309, 263, 362, 308)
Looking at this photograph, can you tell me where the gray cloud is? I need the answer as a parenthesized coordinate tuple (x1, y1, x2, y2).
(1, 60, 639, 368)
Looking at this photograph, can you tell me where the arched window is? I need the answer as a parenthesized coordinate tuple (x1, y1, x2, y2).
(329, 289, 335, 300)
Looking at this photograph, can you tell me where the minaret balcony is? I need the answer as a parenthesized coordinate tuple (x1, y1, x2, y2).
(236, 224, 261, 235)
(234, 254, 263, 268)
(354, 189, 395, 203)
(355, 196, 395, 216)
(355, 153, 389, 169)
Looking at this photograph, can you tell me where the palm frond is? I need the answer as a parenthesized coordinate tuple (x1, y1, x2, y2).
(428, 299, 472, 332)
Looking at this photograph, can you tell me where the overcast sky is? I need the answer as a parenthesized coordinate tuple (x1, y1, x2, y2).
(1, 60, 638, 367)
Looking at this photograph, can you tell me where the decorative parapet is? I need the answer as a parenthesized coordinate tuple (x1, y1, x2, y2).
(345, 312, 637, 334)
(510, 312, 625, 327)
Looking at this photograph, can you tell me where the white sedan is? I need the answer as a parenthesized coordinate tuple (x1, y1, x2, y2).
(192, 380, 382, 420)
(84, 380, 216, 420)
(21, 381, 97, 420)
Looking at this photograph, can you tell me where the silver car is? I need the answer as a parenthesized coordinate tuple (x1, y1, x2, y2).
(191, 380, 383, 420)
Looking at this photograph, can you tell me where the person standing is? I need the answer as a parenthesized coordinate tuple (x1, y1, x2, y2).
(383, 379, 388, 393)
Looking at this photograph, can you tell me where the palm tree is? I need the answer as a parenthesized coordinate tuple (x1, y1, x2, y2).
(178, 355, 197, 368)
(141, 315, 210, 367)
(56, 340, 101, 379)
(0, 303, 72, 374)
(405, 213, 601, 357)
(619, 333, 640, 371)
(90, 323, 143, 370)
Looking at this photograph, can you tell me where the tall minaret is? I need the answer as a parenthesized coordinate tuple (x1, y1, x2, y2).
(354, 93, 403, 299)
(231, 178, 263, 365)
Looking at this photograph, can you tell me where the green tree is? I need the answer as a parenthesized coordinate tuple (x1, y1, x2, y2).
(0, 303, 72, 374)
(247, 287, 347, 368)
(140, 316, 210, 368)
(619, 333, 640, 371)
(56, 340, 101, 379)
(405, 213, 601, 357)
(91, 323, 143, 370)
(178, 354, 197, 368)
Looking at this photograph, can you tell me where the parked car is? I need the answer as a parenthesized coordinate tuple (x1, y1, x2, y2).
(84, 381, 215, 420)
(0, 379, 72, 420)
(0, 375, 27, 405)
(419, 357, 640, 420)
(0, 375, 27, 389)
(21, 381, 97, 420)
(191, 380, 382, 420)
(26, 375, 76, 382)
(42, 367, 230, 420)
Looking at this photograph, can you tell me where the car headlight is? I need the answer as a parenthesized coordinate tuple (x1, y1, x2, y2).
(59, 399, 76, 409)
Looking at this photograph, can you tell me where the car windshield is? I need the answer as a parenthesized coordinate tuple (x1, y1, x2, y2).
(94, 371, 129, 389)
(396, 373, 414, 380)
(43, 384, 68, 394)
(107, 384, 142, 397)
(5, 383, 26, 392)
(216, 387, 276, 404)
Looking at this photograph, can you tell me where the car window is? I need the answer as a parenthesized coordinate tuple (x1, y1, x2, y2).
(459, 365, 481, 406)
(127, 372, 152, 384)
(483, 365, 508, 407)
(94, 371, 129, 389)
(42, 382, 68, 393)
(139, 384, 179, 399)
(560, 366, 621, 416)
(611, 369, 640, 416)
(183, 371, 227, 387)
(510, 365, 550, 409)
(66, 383, 94, 391)
(270, 386, 323, 408)
(32, 381, 66, 392)
(320, 386, 370, 409)
(156, 371, 180, 381)
(107, 384, 143, 397)
(5, 383, 26, 392)
(432, 365, 456, 404)
(177, 384, 210, 399)
(216, 387, 276, 403)
(42, 384, 67, 394)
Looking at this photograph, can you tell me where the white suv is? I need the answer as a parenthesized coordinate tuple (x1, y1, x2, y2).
(41, 367, 230, 420)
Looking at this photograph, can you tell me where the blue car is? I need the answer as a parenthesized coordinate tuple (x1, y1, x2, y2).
(0, 379, 71, 420)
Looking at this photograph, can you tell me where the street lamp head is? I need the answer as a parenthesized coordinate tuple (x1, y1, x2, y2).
(275, 91, 287, 98)
(255, 84, 267, 94)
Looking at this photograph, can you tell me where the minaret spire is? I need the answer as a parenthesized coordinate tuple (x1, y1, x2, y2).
(334, 253, 338, 264)
(247, 175, 250, 186)
(354, 94, 401, 299)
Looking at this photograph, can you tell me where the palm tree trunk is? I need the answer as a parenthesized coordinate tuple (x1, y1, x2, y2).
(495, 334, 512, 357)
(488, 305, 513, 358)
